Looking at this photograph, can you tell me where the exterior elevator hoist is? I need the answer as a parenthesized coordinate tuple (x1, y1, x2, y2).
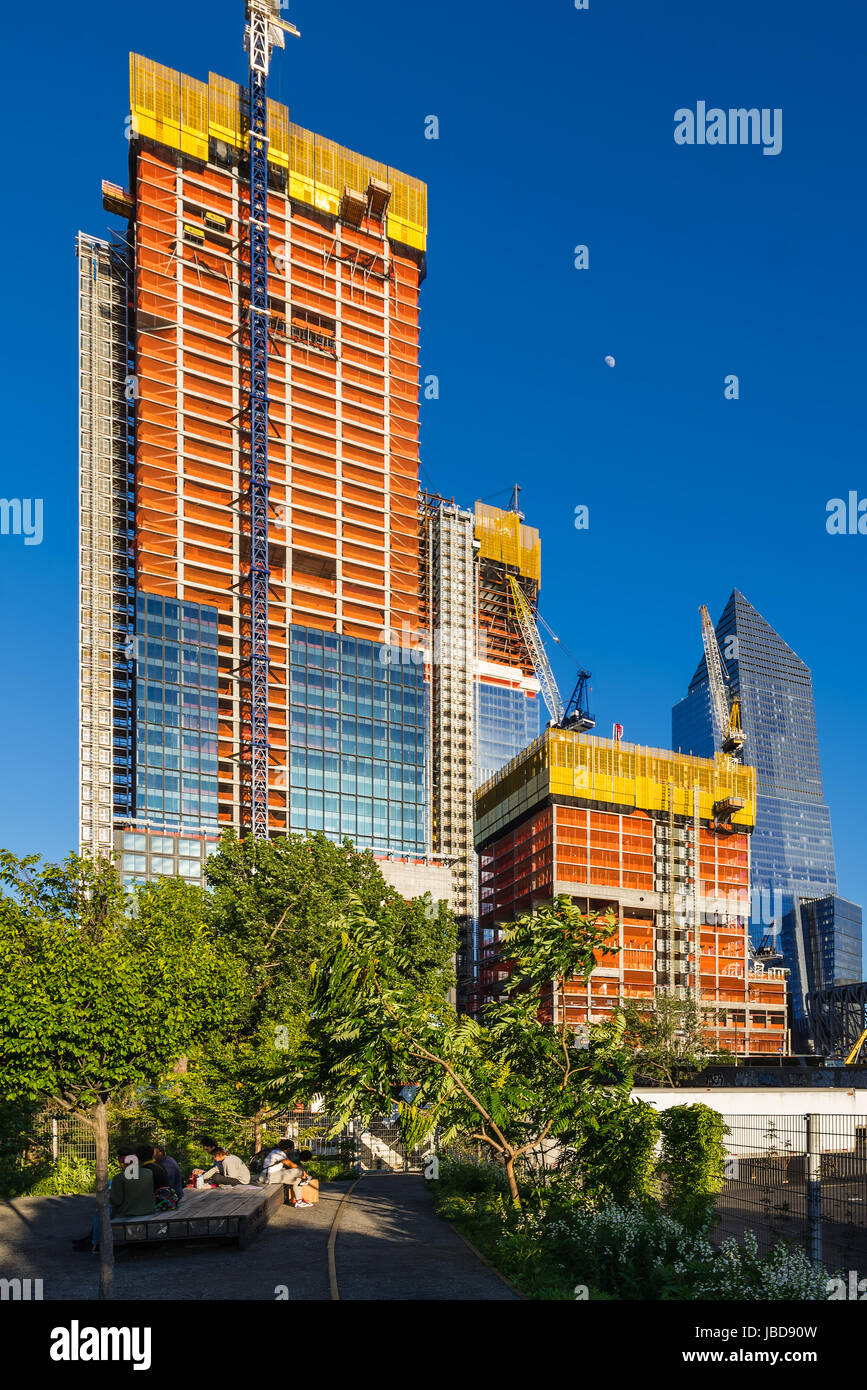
(243, 0, 299, 837)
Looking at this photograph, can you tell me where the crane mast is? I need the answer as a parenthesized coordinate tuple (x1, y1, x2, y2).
(243, 0, 298, 837)
(699, 604, 745, 760)
(507, 575, 594, 732)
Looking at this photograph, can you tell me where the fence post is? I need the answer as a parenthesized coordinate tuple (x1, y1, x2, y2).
(805, 1113, 822, 1267)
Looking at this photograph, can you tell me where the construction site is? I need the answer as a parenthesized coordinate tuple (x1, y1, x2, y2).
(77, 0, 795, 1053)
(473, 729, 789, 1053)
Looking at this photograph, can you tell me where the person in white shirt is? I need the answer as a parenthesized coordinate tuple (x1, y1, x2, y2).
(261, 1139, 312, 1206)
(195, 1146, 251, 1186)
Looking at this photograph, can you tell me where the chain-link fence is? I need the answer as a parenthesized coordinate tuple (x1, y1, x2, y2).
(717, 1113, 867, 1273)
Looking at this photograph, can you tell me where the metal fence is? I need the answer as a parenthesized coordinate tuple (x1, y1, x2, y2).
(28, 1111, 97, 1166)
(717, 1113, 867, 1274)
(17, 1106, 432, 1180)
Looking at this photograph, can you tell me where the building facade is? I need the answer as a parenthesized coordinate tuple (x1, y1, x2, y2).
(419, 497, 542, 985)
(672, 590, 838, 934)
(781, 894, 863, 1052)
(79, 50, 431, 890)
(473, 728, 788, 1055)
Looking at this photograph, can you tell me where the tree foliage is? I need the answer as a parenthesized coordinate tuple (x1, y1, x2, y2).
(200, 831, 458, 1140)
(288, 894, 628, 1204)
(658, 1102, 729, 1232)
(205, 830, 457, 1017)
(620, 991, 726, 1086)
(0, 851, 245, 1297)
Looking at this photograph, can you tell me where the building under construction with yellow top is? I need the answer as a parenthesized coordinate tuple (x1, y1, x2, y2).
(78, 8, 439, 897)
(473, 728, 789, 1055)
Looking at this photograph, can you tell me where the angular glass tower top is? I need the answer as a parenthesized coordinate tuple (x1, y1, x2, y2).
(672, 590, 837, 928)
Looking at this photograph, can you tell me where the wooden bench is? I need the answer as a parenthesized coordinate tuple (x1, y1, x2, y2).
(111, 1184, 284, 1252)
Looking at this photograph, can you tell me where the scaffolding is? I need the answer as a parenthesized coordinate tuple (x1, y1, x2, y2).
(422, 497, 477, 980)
(473, 502, 540, 675)
(77, 233, 135, 853)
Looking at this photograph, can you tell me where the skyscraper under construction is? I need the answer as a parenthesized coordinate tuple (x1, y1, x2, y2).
(78, 7, 432, 889)
(473, 729, 789, 1055)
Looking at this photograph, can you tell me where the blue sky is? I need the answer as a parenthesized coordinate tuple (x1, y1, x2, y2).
(0, 0, 864, 962)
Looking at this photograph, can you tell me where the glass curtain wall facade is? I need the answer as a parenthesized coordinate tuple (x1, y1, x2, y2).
(672, 589, 837, 936)
(134, 592, 220, 832)
(476, 683, 540, 788)
(781, 894, 863, 1050)
(288, 624, 425, 855)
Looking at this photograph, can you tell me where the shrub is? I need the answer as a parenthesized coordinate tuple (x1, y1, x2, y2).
(429, 1175, 833, 1301)
(433, 1156, 511, 1199)
(658, 1103, 728, 1232)
(26, 1157, 102, 1196)
(576, 1096, 661, 1206)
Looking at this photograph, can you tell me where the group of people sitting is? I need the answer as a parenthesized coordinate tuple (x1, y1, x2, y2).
(192, 1137, 314, 1209)
(72, 1135, 313, 1253)
(72, 1143, 183, 1252)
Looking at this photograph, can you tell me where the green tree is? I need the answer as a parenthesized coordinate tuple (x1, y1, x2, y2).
(0, 851, 245, 1299)
(204, 831, 457, 1144)
(288, 894, 627, 1206)
(621, 991, 726, 1086)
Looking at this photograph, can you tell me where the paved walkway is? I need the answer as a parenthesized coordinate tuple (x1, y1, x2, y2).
(0, 1187, 342, 1300)
(333, 1174, 518, 1300)
(0, 1176, 517, 1301)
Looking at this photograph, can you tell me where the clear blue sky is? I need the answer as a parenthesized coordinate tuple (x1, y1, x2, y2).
(1, 0, 864, 965)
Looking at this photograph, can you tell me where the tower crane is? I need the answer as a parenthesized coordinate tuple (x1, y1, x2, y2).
(507, 575, 595, 732)
(699, 604, 745, 760)
(243, 0, 299, 837)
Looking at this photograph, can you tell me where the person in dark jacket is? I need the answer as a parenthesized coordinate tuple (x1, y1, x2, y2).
(72, 1144, 155, 1252)
(136, 1143, 178, 1211)
(153, 1144, 183, 1203)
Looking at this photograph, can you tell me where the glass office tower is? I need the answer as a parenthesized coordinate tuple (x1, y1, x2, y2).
(672, 590, 838, 937)
(781, 895, 863, 1051)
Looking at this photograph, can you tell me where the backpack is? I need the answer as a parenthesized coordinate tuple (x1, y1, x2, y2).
(248, 1147, 275, 1176)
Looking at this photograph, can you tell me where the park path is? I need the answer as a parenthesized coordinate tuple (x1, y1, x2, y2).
(332, 1173, 519, 1300)
(0, 1176, 517, 1301)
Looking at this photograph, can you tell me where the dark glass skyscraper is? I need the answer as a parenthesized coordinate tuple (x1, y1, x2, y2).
(672, 590, 838, 934)
(780, 895, 863, 1052)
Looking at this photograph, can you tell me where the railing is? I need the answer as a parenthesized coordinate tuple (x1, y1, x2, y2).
(718, 1113, 867, 1272)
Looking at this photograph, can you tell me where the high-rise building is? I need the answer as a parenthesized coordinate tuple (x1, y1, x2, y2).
(473, 728, 789, 1055)
(672, 590, 838, 932)
(78, 36, 430, 890)
(781, 894, 863, 1052)
(419, 496, 541, 985)
(473, 502, 541, 785)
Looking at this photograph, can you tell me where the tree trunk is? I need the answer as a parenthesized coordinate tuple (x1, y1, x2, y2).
(504, 1154, 521, 1208)
(93, 1100, 114, 1300)
(252, 1109, 263, 1152)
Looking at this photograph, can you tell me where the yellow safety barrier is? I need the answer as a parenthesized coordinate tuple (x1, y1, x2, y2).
(474, 502, 542, 584)
(475, 729, 757, 846)
(129, 54, 427, 251)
